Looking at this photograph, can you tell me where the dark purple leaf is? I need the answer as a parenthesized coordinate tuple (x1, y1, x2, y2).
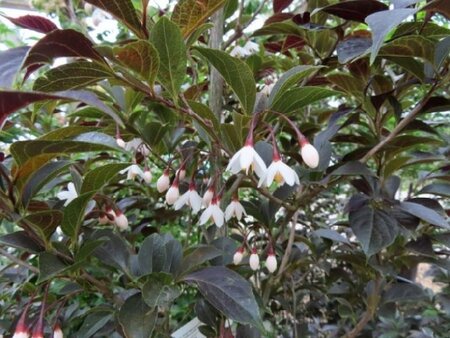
(399, 201, 449, 229)
(22, 29, 105, 70)
(322, 0, 388, 23)
(0, 46, 29, 88)
(273, 0, 293, 13)
(336, 37, 372, 63)
(3, 14, 58, 34)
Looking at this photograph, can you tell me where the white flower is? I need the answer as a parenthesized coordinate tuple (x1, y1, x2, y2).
(261, 83, 275, 96)
(226, 145, 267, 178)
(116, 137, 126, 149)
(249, 249, 260, 271)
(266, 254, 277, 273)
(53, 326, 63, 338)
(157, 171, 171, 193)
(98, 214, 109, 225)
(124, 138, 150, 156)
(57, 183, 78, 206)
(143, 169, 152, 183)
(225, 199, 246, 221)
(230, 41, 259, 57)
(233, 248, 245, 265)
(12, 332, 29, 338)
(165, 184, 180, 205)
(176, 168, 186, 181)
(244, 40, 259, 53)
(199, 198, 224, 227)
(301, 142, 319, 168)
(120, 164, 144, 181)
(202, 188, 214, 207)
(258, 160, 299, 187)
(114, 211, 129, 230)
(174, 187, 203, 214)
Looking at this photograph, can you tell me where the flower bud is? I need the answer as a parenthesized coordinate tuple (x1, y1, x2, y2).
(249, 248, 260, 271)
(98, 214, 109, 225)
(143, 169, 152, 183)
(13, 305, 30, 338)
(114, 210, 129, 230)
(156, 171, 170, 193)
(233, 247, 245, 265)
(53, 324, 63, 338)
(266, 254, 277, 273)
(165, 185, 180, 205)
(116, 137, 126, 149)
(202, 188, 214, 207)
(176, 168, 186, 181)
(300, 142, 319, 168)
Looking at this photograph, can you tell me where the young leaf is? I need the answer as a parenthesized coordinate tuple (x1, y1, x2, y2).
(33, 61, 115, 92)
(2, 14, 58, 34)
(273, 0, 293, 13)
(150, 17, 187, 99)
(113, 40, 160, 86)
(85, 0, 145, 38)
(321, 0, 388, 23)
(365, 8, 417, 64)
(172, 0, 227, 38)
(184, 266, 264, 330)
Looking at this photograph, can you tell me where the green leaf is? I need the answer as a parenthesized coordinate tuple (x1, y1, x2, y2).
(176, 245, 222, 278)
(61, 192, 96, 240)
(150, 17, 187, 99)
(399, 201, 449, 229)
(172, 0, 227, 38)
(378, 35, 435, 65)
(327, 73, 365, 99)
(268, 65, 323, 106)
(270, 86, 339, 114)
(195, 47, 256, 114)
(365, 8, 417, 64)
(80, 163, 130, 194)
(418, 183, 450, 198)
(113, 40, 160, 86)
(38, 252, 69, 282)
(33, 61, 114, 92)
(119, 293, 157, 338)
(85, 0, 145, 38)
(142, 273, 180, 308)
(349, 204, 399, 256)
(184, 266, 264, 330)
(10, 138, 118, 166)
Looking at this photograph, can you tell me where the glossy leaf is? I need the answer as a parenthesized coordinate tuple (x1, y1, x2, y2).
(379, 35, 435, 65)
(195, 47, 256, 114)
(322, 0, 388, 23)
(0, 47, 30, 88)
(22, 29, 105, 69)
(273, 0, 293, 13)
(399, 201, 449, 229)
(268, 65, 323, 106)
(349, 204, 399, 256)
(172, 0, 227, 38)
(3, 14, 58, 34)
(418, 183, 450, 198)
(330, 161, 376, 177)
(270, 86, 339, 114)
(38, 252, 69, 282)
(85, 0, 145, 38)
(176, 245, 222, 277)
(142, 273, 180, 308)
(184, 266, 264, 330)
(119, 293, 157, 338)
(0, 231, 42, 253)
(365, 8, 417, 64)
(23, 210, 63, 240)
(61, 192, 96, 240)
(336, 37, 371, 64)
(80, 163, 130, 194)
(150, 17, 187, 99)
(113, 40, 160, 86)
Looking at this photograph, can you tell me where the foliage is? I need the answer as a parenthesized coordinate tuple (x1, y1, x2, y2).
(0, 0, 449, 337)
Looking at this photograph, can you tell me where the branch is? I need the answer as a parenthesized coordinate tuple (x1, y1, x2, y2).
(277, 211, 298, 277)
(209, 8, 225, 119)
(0, 247, 39, 273)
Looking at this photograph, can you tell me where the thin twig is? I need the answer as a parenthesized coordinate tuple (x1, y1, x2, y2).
(277, 211, 298, 277)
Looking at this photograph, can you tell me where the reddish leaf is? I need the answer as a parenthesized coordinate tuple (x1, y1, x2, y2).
(273, 0, 293, 13)
(292, 12, 310, 25)
(282, 35, 306, 51)
(22, 29, 105, 70)
(423, 0, 450, 19)
(322, 0, 388, 23)
(264, 42, 283, 53)
(265, 13, 294, 25)
(3, 15, 58, 34)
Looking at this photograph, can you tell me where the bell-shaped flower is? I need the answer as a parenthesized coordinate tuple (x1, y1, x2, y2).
(265, 246, 277, 273)
(120, 164, 144, 181)
(258, 159, 299, 187)
(300, 142, 319, 169)
(174, 183, 203, 214)
(225, 198, 246, 221)
(157, 169, 171, 193)
(53, 324, 63, 338)
(230, 41, 259, 57)
(202, 187, 214, 207)
(12, 309, 29, 338)
(124, 138, 150, 156)
(57, 182, 78, 206)
(233, 247, 245, 265)
(249, 248, 260, 271)
(199, 197, 224, 228)
(116, 137, 126, 149)
(165, 179, 180, 205)
(143, 168, 152, 183)
(226, 143, 267, 178)
(114, 210, 129, 231)
(98, 214, 109, 225)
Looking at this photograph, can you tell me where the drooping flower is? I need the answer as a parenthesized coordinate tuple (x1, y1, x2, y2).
(165, 178, 180, 205)
(174, 182, 203, 214)
(261, 83, 275, 96)
(116, 137, 126, 149)
(124, 138, 150, 156)
(157, 169, 171, 193)
(299, 138, 319, 168)
(114, 210, 129, 230)
(233, 247, 245, 265)
(52, 324, 63, 338)
(199, 197, 224, 228)
(249, 247, 260, 271)
(225, 198, 246, 221)
(266, 247, 277, 273)
(230, 41, 259, 57)
(143, 168, 152, 183)
(202, 187, 214, 207)
(226, 144, 267, 178)
(56, 183, 78, 206)
(120, 164, 144, 181)
(12, 307, 29, 338)
(98, 214, 109, 225)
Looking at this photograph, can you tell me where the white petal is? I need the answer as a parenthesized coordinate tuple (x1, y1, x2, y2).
(301, 143, 319, 168)
(189, 190, 203, 214)
(279, 162, 296, 186)
(249, 253, 260, 270)
(264, 162, 278, 187)
(212, 205, 224, 227)
(239, 146, 254, 173)
(199, 206, 213, 225)
(252, 151, 267, 178)
(67, 182, 77, 195)
(234, 202, 246, 220)
(173, 191, 189, 210)
(225, 203, 234, 221)
(226, 150, 241, 172)
(119, 165, 132, 175)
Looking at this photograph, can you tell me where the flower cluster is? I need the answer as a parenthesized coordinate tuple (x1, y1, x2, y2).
(233, 246, 278, 273)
